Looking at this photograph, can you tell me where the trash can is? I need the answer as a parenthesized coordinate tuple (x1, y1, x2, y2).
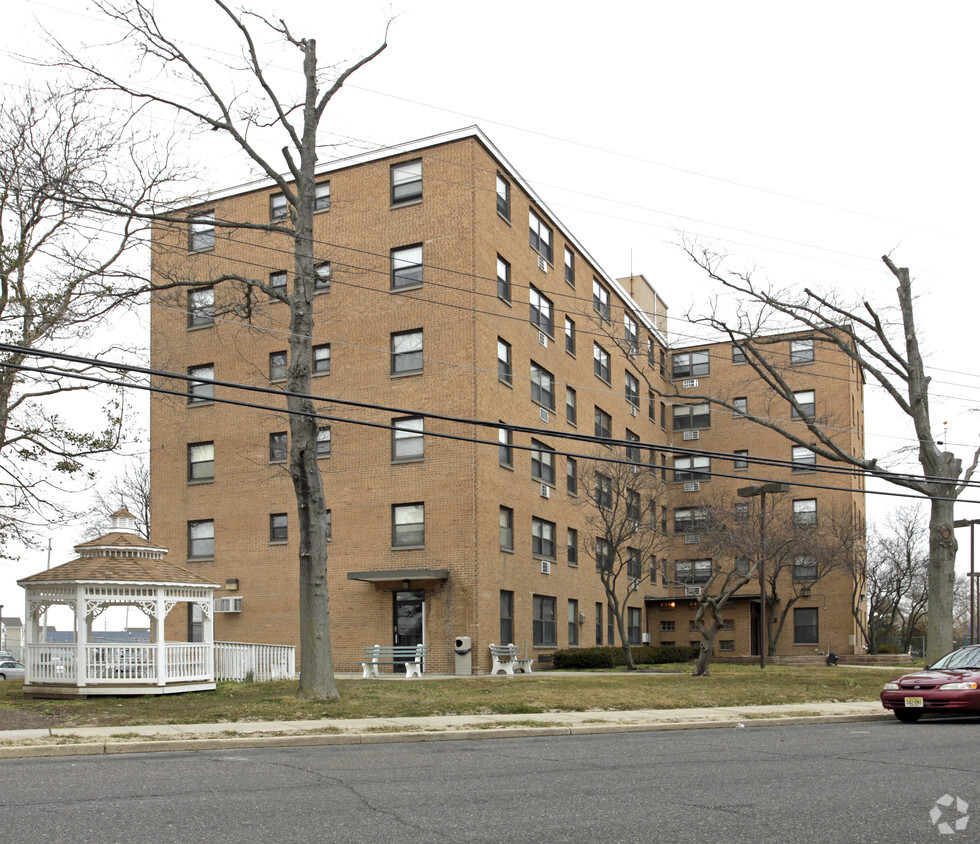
(453, 636, 472, 675)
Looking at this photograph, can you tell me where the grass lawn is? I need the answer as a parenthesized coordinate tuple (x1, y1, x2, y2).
(0, 663, 889, 729)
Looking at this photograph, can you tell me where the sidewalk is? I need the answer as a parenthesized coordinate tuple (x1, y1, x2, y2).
(0, 700, 890, 759)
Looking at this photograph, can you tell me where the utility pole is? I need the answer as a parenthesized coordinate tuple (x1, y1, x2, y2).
(738, 482, 790, 668)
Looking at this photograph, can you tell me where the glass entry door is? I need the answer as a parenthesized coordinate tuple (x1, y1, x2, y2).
(393, 590, 425, 673)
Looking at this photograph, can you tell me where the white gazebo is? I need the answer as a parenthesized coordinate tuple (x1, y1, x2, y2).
(18, 509, 219, 698)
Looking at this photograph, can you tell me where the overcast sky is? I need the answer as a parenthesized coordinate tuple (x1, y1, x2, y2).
(3, 0, 980, 623)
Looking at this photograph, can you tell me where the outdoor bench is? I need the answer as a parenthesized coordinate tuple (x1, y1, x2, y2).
(488, 643, 534, 676)
(361, 644, 427, 678)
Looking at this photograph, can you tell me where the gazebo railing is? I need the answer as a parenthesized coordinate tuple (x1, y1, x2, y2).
(167, 643, 211, 682)
(26, 642, 212, 685)
(27, 644, 76, 682)
(85, 644, 156, 682)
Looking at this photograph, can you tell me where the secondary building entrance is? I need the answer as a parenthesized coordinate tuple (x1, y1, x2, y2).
(393, 590, 425, 673)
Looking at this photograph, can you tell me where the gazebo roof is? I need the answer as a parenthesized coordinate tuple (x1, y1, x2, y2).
(18, 555, 218, 587)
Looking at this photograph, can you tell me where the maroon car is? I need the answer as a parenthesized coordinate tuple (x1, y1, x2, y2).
(881, 645, 980, 722)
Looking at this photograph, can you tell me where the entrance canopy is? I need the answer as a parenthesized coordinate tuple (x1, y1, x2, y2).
(347, 568, 449, 584)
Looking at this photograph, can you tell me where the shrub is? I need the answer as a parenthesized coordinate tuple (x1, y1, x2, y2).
(551, 644, 698, 670)
(876, 644, 899, 654)
(552, 648, 615, 669)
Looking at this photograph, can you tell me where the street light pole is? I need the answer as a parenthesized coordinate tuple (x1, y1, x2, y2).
(738, 482, 790, 669)
(953, 519, 980, 646)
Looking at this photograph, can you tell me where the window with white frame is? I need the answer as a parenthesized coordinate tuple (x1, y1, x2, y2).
(594, 472, 612, 509)
(496, 173, 510, 220)
(313, 344, 331, 375)
(568, 600, 579, 646)
(529, 285, 553, 335)
(392, 417, 424, 462)
(269, 350, 287, 381)
(733, 396, 747, 417)
(626, 429, 641, 463)
(792, 446, 816, 472)
(497, 255, 511, 302)
(732, 344, 746, 364)
(500, 590, 514, 644)
(625, 372, 640, 408)
(674, 507, 709, 533)
(567, 528, 578, 566)
(627, 607, 642, 645)
(624, 313, 638, 354)
(595, 537, 613, 571)
(392, 503, 424, 547)
(391, 330, 423, 375)
(791, 337, 814, 365)
(498, 425, 513, 467)
(593, 343, 610, 382)
(530, 361, 555, 410)
(592, 279, 611, 322)
(532, 516, 556, 559)
(269, 271, 287, 295)
(315, 181, 330, 212)
(187, 442, 214, 482)
(594, 406, 612, 441)
(188, 286, 214, 328)
(316, 426, 331, 457)
(675, 559, 711, 583)
(391, 159, 422, 204)
(187, 519, 214, 560)
(792, 390, 815, 420)
(497, 338, 512, 385)
(529, 208, 553, 262)
(672, 350, 710, 378)
(673, 402, 710, 430)
(793, 498, 817, 526)
(499, 506, 514, 551)
(188, 211, 214, 252)
(674, 455, 710, 482)
(627, 548, 641, 579)
(314, 262, 331, 292)
(734, 449, 749, 470)
(530, 439, 555, 485)
(533, 594, 557, 647)
(794, 554, 817, 581)
(566, 386, 577, 425)
(391, 244, 423, 289)
(188, 364, 214, 404)
(564, 247, 575, 286)
(270, 513, 288, 543)
(269, 431, 287, 463)
(564, 316, 576, 355)
(566, 457, 578, 495)
(270, 193, 288, 223)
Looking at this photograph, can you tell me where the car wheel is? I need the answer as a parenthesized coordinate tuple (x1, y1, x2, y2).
(894, 708, 923, 723)
(0, 674, 6, 681)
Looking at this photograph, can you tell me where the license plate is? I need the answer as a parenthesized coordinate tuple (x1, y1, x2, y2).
(904, 697, 924, 708)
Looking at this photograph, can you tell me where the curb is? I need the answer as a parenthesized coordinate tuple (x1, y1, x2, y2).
(0, 712, 891, 759)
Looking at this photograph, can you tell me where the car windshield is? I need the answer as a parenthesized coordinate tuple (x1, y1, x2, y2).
(929, 648, 980, 670)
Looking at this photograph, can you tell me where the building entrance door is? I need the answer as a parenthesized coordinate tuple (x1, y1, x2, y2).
(393, 590, 425, 673)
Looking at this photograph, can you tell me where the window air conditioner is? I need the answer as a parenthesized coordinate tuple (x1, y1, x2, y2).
(641, 633, 651, 644)
(537, 255, 548, 272)
(630, 405, 638, 417)
(683, 482, 701, 492)
(682, 378, 699, 388)
(540, 407, 549, 423)
(540, 484, 551, 499)
(539, 331, 548, 348)
(215, 597, 243, 613)
(540, 560, 552, 575)
(684, 534, 701, 544)
(684, 586, 702, 597)
(683, 430, 700, 440)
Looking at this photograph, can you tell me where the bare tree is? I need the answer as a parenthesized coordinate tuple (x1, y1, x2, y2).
(48, 1, 387, 698)
(579, 448, 668, 670)
(83, 454, 151, 540)
(683, 247, 977, 662)
(0, 85, 174, 556)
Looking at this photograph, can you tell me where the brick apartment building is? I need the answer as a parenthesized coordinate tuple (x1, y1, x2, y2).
(149, 127, 866, 673)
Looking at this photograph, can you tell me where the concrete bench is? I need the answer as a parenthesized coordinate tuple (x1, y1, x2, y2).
(489, 643, 533, 676)
(361, 644, 427, 679)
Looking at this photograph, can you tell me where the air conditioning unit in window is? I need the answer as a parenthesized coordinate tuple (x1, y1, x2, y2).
(683, 430, 700, 441)
(630, 405, 638, 417)
(684, 534, 701, 544)
(641, 633, 651, 644)
(215, 597, 243, 613)
(540, 560, 552, 575)
(682, 378, 699, 388)
(685, 586, 702, 597)
(801, 586, 811, 596)
(537, 255, 548, 273)
(540, 484, 551, 499)
(630, 578, 640, 592)
(683, 482, 701, 492)
(538, 331, 548, 348)
(539, 407, 549, 423)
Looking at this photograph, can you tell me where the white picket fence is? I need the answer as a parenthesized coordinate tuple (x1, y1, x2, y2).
(214, 641, 296, 682)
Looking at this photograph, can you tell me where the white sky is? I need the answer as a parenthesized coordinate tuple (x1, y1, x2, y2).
(3, 0, 980, 625)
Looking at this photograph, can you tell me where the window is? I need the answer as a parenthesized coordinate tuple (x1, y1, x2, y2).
(269, 271, 287, 295)
(564, 247, 575, 286)
(313, 344, 331, 374)
(567, 528, 578, 566)
(793, 498, 817, 526)
(672, 350, 710, 378)
(391, 159, 422, 204)
(498, 426, 513, 467)
(532, 517, 556, 559)
(675, 559, 712, 583)
(269, 432, 287, 463)
(316, 426, 331, 457)
(733, 396, 747, 417)
(392, 503, 424, 547)
(735, 502, 749, 522)
(626, 430, 641, 463)
(497, 338, 512, 385)
(794, 554, 817, 582)
(529, 285, 553, 335)
(593, 343, 610, 382)
(188, 364, 214, 404)
(627, 548, 641, 579)
(673, 402, 710, 430)
(648, 391, 656, 422)
(564, 316, 576, 355)
(792, 390, 815, 420)
(529, 209, 553, 262)
(625, 372, 640, 408)
(325, 509, 332, 541)
(794, 607, 819, 644)
(188, 603, 203, 643)
(496, 255, 511, 302)
(720, 640, 735, 652)
(624, 314, 638, 355)
(661, 401, 667, 430)
(627, 607, 642, 645)
(315, 262, 331, 292)
(568, 600, 579, 646)
(674, 455, 710, 482)
(674, 507, 709, 534)
(391, 245, 423, 289)
(596, 603, 603, 646)
(188, 286, 214, 328)
(187, 442, 214, 482)
(592, 279, 611, 321)
(315, 181, 331, 212)
(530, 362, 555, 410)
(566, 457, 578, 495)
(595, 537, 612, 572)
(188, 211, 214, 252)
(594, 407, 612, 441)
(496, 173, 510, 220)
(500, 590, 514, 645)
(393, 417, 424, 462)
(391, 330, 423, 375)
(791, 338, 814, 365)
(270, 193, 288, 223)
(566, 387, 577, 425)
(261, 349, 286, 383)
(533, 595, 557, 647)
(626, 490, 641, 523)
(499, 506, 514, 551)
(792, 446, 816, 472)
(531, 439, 555, 485)
(595, 472, 612, 509)
(734, 449, 749, 470)
(661, 620, 675, 633)
(732, 344, 746, 364)
(187, 519, 214, 560)
(270, 513, 288, 543)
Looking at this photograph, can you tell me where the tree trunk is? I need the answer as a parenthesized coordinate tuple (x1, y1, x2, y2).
(693, 624, 718, 676)
(925, 495, 957, 662)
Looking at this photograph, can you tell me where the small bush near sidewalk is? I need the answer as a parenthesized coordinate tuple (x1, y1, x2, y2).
(552, 645, 699, 669)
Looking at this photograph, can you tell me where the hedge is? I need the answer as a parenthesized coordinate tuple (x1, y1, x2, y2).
(551, 644, 699, 670)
